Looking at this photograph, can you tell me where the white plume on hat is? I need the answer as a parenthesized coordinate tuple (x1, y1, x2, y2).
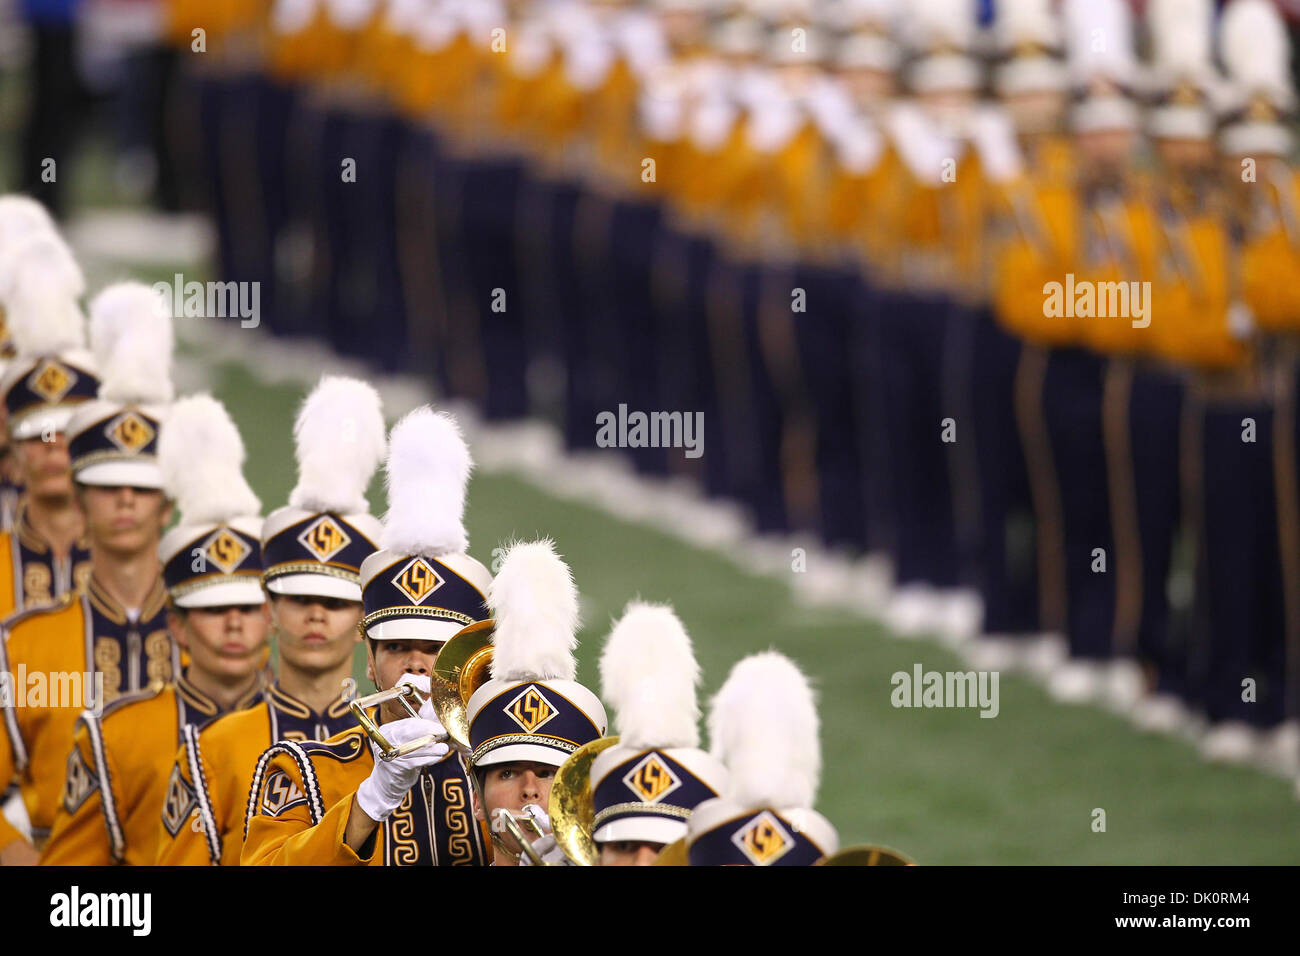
(1064, 0, 1137, 88)
(88, 282, 175, 404)
(904, 0, 977, 51)
(1149, 0, 1213, 81)
(599, 600, 701, 750)
(0, 235, 86, 356)
(994, 0, 1060, 51)
(159, 393, 260, 524)
(379, 405, 470, 557)
(708, 651, 820, 810)
(1221, 0, 1293, 107)
(0, 195, 58, 256)
(290, 375, 385, 514)
(488, 538, 579, 683)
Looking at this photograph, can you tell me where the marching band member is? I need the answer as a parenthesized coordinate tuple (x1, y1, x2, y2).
(242, 406, 490, 866)
(42, 395, 270, 865)
(587, 600, 726, 865)
(0, 282, 175, 864)
(464, 537, 607, 867)
(156, 376, 385, 864)
(1126, 0, 1233, 731)
(676, 650, 837, 866)
(0, 235, 96, 618)
(1191, 0, 1297, 765)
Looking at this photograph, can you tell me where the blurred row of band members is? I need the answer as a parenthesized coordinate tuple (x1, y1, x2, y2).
(117, 0, 1300, 771)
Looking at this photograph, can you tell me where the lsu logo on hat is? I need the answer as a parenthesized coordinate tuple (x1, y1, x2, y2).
(105, 409, 156, 454)
(29, 359, 76, 403)
(298, 515, 352, 562)
(393, 556, 444, 605)
(506, 685, 558, 734)
(203, 528, 251, 574)
(732, 810, 793, 866)
(623, 752, 682, 804)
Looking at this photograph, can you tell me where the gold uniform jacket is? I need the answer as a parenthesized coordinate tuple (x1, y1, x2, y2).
(0, 578, 174, 851)
(0, 505, 92, 620)
(41, 675, 264, 865)
(242, 721, 488, 867)
(156, 682, 356, 866)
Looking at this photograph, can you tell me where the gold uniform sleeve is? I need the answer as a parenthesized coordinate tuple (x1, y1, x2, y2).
(241, 753, 375, 867)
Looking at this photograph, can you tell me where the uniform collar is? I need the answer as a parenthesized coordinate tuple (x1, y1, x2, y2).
(177, 670, 267, 720)
(268, 681, 353, 721)
(87, 573, 167, 626)
(15, 502, 88, 555)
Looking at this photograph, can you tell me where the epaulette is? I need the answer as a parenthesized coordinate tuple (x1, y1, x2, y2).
(298, 726, 369, 764)
(1, 589, 79, 634)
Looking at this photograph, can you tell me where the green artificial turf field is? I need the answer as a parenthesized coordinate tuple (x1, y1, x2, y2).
(190, 350, 1300, 864)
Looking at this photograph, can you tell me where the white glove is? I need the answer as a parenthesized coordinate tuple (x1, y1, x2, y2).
(519, 834, 574, 867)
(355, 717, 450, 821)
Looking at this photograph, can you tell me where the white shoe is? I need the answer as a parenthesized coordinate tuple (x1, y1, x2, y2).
(844, 554, 894, 619)
(1047, 660, 1104, 704)
(1255, 721, 1300, 777)
(1199, 721, 1261, 765)
(1101, 659, 1147, 715)
(933, 589, 983, 647)
(1129, 693, 1192, 735)
(1020, 633, 1069, 679)
(960, 635, 1023, 672)
(885, 585, 939, 638)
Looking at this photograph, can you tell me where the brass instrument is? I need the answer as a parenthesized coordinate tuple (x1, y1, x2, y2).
(491, 805, 550, 867)
(652, 838, 688, 866)
(548, 735, 621, 865)
(817, 845, 917, 866)
(348, 681, 445, 761)
(428, 622, 562, 866)
(429, 620, 496, 750)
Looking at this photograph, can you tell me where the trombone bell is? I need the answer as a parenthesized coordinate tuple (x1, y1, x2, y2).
(430, 622, 496, 751)
(349, 682, 445, 761)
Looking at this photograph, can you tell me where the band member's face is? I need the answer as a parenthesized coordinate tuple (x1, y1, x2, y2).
(16, 434, 73, 498)
(170, 604, 270, 684)
(598, 840, 666, 867)
(272, 594, 362, 677)
(474, 761, 556, 855)
(79, 484, 171, 555)
(1156, 136, 1212, 171)
(365, 638, 440, 722)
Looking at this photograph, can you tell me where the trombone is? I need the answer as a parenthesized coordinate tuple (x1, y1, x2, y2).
(429, 623, 563, 866)
(348, 680, 446, 761)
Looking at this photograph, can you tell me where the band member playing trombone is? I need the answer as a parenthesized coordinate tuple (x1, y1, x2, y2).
(461, 538, 607, 866)
(157, 376, 386, 865)
(241, 406, 490, 866)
